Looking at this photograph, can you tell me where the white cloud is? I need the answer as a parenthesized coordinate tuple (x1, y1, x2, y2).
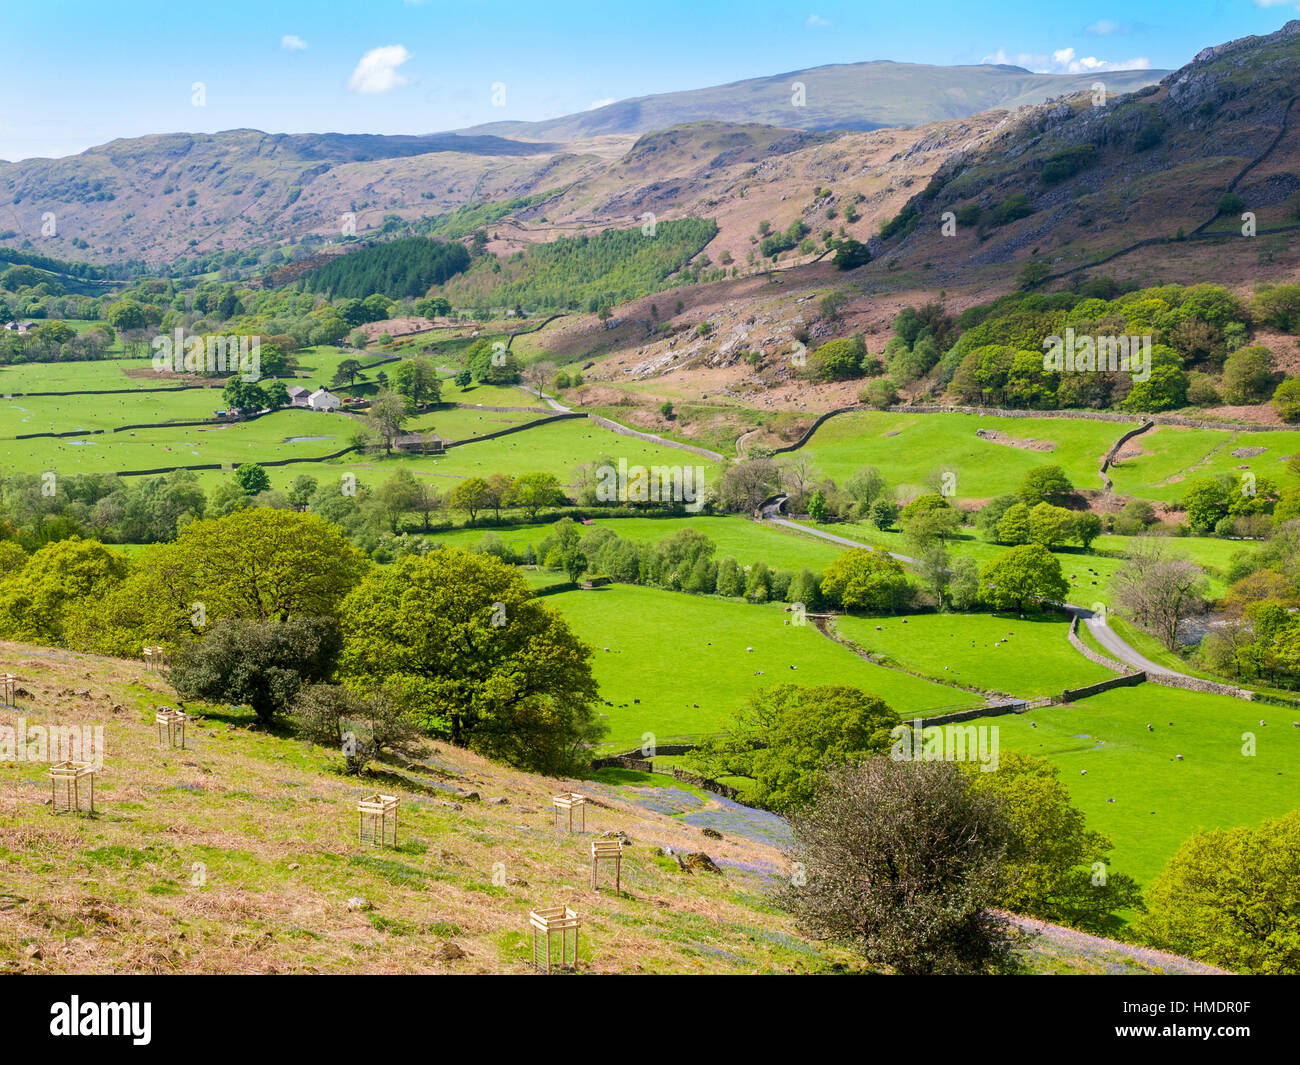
(348, 45, 413, 94)
(1084, 20, 1123, 36)
(983, 45, 1150, 74)
(806, 14, 830, 27)
(586, 98, 616, 111)
(280, 34, 308, 52)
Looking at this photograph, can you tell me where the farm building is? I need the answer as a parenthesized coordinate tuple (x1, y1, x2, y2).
(287, 385, 311, 407)
(394, 432, 446, 454)
(307, 388, 342, 411)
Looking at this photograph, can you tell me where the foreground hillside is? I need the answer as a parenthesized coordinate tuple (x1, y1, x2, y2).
(0, 640, 1221, 974)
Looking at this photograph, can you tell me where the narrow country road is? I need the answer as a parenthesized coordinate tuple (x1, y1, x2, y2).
(758, 496, 1196, 680)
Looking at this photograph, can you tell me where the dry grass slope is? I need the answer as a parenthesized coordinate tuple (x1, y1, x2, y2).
(0, 640, 1222, 975)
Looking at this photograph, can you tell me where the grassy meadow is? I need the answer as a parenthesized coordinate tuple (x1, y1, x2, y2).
(545, 584, 983, 752)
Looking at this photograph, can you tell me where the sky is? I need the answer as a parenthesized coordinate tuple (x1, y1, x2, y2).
(1, 0, 1297, 160)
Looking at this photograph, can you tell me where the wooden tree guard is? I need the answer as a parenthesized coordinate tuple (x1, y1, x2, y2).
(529, 906, 580, 972)
(143, 645, 165, 671)
(49, 761, 95, 816)
(590, 839, 622, 893)
(0, 672, 15, 707)
(552, 791, 586, 832)
(357, 793, 398, 847)
(155, 707, 190, 749)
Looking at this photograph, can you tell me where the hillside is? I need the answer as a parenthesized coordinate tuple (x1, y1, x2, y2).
(503, 22, 1300, 422)
(875, 19, 1300, 288)
(0, 61, 1164, 268)
(0, 639, 1222, 975)
(460, 60, 1166, 139)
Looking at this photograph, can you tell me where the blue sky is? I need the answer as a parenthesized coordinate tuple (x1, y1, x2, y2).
(1, 0, 1296, 160)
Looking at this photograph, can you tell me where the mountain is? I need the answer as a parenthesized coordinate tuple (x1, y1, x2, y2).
(0, 60, 1166, 267)
(461, 60, 1167, 140)
(872, 20, 1300, 290)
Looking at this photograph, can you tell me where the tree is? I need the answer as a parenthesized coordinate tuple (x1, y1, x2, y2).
(969, 753, 1142, 933)
(1019, 465, 1074, 506)
(870, 498, 898, 531)
(846, 467, 888, 512)
(450, 478, 492, 524)
(1181, 477, 1230, 531)
(689, 685, 898, 811)
(899, 493, 949, 521)
(1121, 363, 1189, 413)
(779, 759, 1015, 975)
(106, 299, 146, 332)
(918, 545, 953, 608)
(902, 505, 962, 552)
(222, 379, 265, 412)
(820, 549, 911, 612)
(287, 475, 318, 512)
(508, 472, 566, 520)
(292, 683, 419, 775)
(234, 463, 271, 496)
(411, 481, 443, 531)
(208, 481, 249, 519)
(371, 470, 421, 533)
(979, 544, 1068, 613)
(332, 358, 365, 388)
(807, 489, 829, 522)
(996, 502, 1032, 545)
(1027, 502, 1073, 548)
(1112, 540, 1208, 649)
(363, 389, 408, 454)
(166, 508, 365, 623)
(1073, 511, 1102, 551)
(391, 357, 442, 410)
(1273, 377, 1300, 423)
(1137, 810, 1300, 974)
(169, 616, 341, 724)
(831, 239, 871, 270)
(717, 459, 781, 514)
(337, 549, 603, 772)
(483, 473, 514, 521)
(263, 380, 290, 409)
(1222, 344, 1276, 405)
(948, 556, 982, 610)
(716, 557, 745, 596)
(0, 537, 129, 644)
(454, 367, 473, 389)
(414, 296, 452, 319)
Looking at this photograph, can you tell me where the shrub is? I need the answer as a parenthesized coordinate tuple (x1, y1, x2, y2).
(169, 616, 342, 724)
(779, 759, 1016, 974)
(292, 682, 420, 774)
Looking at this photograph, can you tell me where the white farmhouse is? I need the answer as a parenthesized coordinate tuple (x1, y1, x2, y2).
(307, 388, 342, 411)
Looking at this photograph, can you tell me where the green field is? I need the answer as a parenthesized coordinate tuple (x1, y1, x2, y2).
(793, 521, 1234, 606)
(798, 411, 1128, 500)
(546, 584, 982, 751)
(833, 612, 1115, 699)
(1108, 425, 1300, 503)
(797, 410, 1300, 506)
(971, 685, 1300, 885)
(0, 399, 718, 497)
